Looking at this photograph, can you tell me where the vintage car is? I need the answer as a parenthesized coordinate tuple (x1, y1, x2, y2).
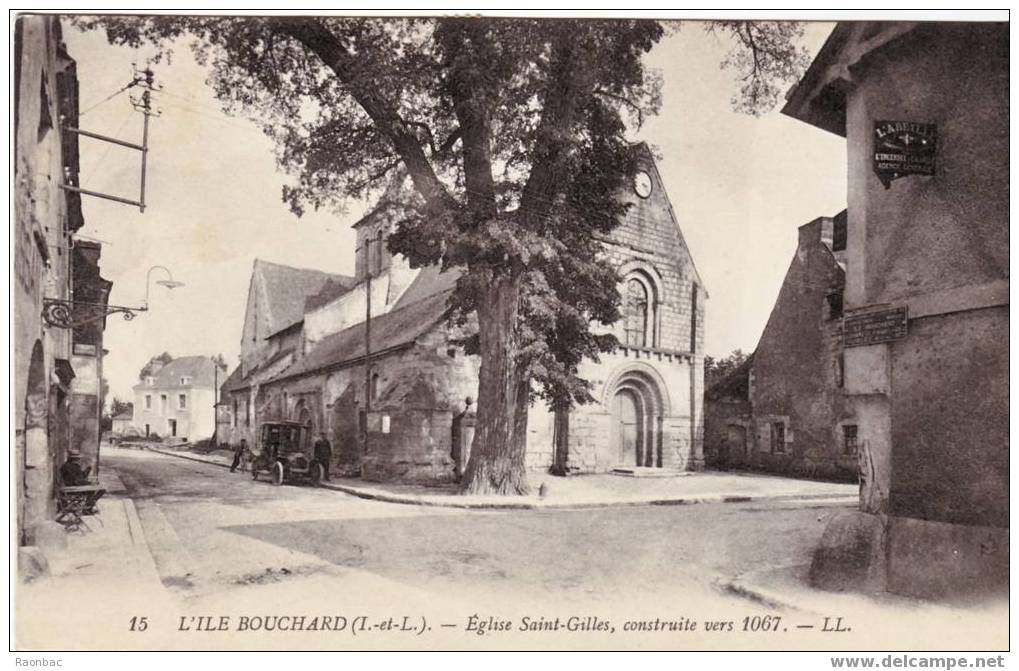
(250, 420, 325, 486)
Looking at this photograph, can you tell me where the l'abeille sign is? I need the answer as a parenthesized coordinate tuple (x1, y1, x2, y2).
(873, 120, 937, 187)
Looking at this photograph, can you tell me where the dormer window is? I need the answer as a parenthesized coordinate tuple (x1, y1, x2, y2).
(146, 377, 154, 386)
(180, 376, 191, 385)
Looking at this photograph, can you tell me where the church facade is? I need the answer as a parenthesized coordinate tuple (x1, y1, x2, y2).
(221, 144, 706, 483)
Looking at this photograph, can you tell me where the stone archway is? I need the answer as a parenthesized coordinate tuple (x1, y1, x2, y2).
(604, 365, 669, 469)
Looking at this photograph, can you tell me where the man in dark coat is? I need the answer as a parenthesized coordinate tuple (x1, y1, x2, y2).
(60, 454, 91, 486)
(230, 439, 248, 473)
(312, 432, 332, 481)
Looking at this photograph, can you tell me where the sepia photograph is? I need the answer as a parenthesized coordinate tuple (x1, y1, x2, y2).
(10, 9, 1009, 656)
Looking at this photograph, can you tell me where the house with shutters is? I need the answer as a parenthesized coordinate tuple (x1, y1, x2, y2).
(131, 355, 226, 442)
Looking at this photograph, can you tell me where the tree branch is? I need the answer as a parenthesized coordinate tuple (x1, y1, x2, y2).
(519, 31, 595, 227)
(593, 87, 644, 127)
(438, 20, 498, 223)
(436, 127, 462, 158)
(398, 116, 438, 155)
(277, 17, 457, 215)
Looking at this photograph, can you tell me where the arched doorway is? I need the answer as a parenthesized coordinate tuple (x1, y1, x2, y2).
(612, 389, 644, 465)
(293, 399, 314, 439)
(605, 366, 669, 469)
(21, 341, 47, 545)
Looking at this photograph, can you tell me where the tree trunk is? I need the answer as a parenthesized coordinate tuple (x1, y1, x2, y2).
(550, 406, 570, 476)
(460, 273, 531, 495)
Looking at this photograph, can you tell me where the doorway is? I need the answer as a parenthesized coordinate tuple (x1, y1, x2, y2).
(168, 419, 177, 437)
(612, 389, 644, 466)
(605, 367, 667, 469)
(724, 424, 748, 468)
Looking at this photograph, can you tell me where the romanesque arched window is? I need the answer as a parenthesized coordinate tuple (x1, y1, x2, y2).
(624, 277, 649, 347)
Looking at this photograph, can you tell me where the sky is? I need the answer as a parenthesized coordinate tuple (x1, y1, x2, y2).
(61, 19, 847, 403)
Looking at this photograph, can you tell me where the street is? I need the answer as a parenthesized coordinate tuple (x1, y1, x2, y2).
(17, 447, 1007, 651)
(110, 448, 840, 605)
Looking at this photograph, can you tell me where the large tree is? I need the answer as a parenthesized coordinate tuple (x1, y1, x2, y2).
(76, 16, 806, 495)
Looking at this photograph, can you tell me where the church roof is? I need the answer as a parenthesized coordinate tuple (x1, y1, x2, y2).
(273, 289, 453, 383)
(220, 364, 247, 393)
(391, 264, 462, 311)
(255, 259, 355, 335)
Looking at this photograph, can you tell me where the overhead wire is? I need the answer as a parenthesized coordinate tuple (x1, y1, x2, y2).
(80, 107, 135, 188)
(79, 78, 139, 117)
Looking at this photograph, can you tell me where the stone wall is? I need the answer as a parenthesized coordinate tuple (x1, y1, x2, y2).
(14, 16, 78, 545)
(749, 218, 852, 479)
(842, 23, 1008, 529)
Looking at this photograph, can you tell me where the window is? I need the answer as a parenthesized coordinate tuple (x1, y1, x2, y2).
(38, 73, 52, 140)
(180, 376, 191, 385)
(836, 354, 845, 388)
(232, 399, 238, 428)
(146, 377, 154, 386)
(178, 394, 187, 410)
(370, 372, 380, 401)
(160, 395, 167, 413)
(826, 291, 844, 320)
(624, 278, 649, 347)
(245, 399, 251, 427)
(832, 210, 848, 252)
(691, 284, 699, 353)
(843, 425, 859, 456)
(373, 233, 385, 275)
(770, 422, 786, 454)
(145, 394, 152, 410)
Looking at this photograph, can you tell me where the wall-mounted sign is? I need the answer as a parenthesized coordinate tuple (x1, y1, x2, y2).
(873, 121, 936, 188)
(844, 306, 908, 348)
(72, 343, 98, 356)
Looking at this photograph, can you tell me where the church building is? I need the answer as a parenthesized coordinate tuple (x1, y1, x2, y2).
(221, 143, 706, 483)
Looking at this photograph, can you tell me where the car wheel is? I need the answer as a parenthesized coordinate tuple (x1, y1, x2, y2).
(310, 462, 325, 486)
(271, 462, 285, 486)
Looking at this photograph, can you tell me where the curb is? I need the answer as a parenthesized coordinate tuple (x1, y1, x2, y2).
(714, 575, 809, 613)
(139, 444, 857, 512)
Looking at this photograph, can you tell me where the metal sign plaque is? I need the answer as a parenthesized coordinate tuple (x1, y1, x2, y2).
(873, 120, 937, 187)
(844, 306, 908, 348)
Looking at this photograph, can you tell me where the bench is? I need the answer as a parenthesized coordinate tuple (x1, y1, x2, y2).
(56, 484, 106, 533)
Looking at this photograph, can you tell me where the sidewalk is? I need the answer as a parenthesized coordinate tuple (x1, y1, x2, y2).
(715, 563, 1009, 649)
(15, 468, 174, 650)
(135, 442, 858, 510)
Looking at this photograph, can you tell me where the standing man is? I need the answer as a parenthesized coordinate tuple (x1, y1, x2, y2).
(230, 438, 248, 473)
(313, 431, 332, 481)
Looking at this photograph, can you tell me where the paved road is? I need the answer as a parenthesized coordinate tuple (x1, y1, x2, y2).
(108, 448, 848, 610)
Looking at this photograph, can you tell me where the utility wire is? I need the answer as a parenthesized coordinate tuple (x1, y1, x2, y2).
(80, 109, 134, 188)
(79, 79, 139, 117)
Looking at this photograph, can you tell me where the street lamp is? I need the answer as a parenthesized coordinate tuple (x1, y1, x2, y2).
(142, 265, 185, 310)
(42, 264, 185, 329)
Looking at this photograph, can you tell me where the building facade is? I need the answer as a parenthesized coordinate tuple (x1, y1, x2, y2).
(705, 212, 854, 481)
(783, 21, 1008, 598)
(15, 16, 112, 551)
(131, 356, 225, 442)
(222, 144, 706, 483)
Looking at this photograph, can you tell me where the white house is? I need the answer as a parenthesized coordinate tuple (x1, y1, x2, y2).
(132, 356, 224, 442)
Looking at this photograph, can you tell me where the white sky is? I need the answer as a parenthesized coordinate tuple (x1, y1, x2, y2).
(61, 20, 846, 403)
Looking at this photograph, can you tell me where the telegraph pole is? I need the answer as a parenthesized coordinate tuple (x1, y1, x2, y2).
(363, 235, 372, 457)
(132, 66, 160, 213)
(212, 357, 219, 447)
